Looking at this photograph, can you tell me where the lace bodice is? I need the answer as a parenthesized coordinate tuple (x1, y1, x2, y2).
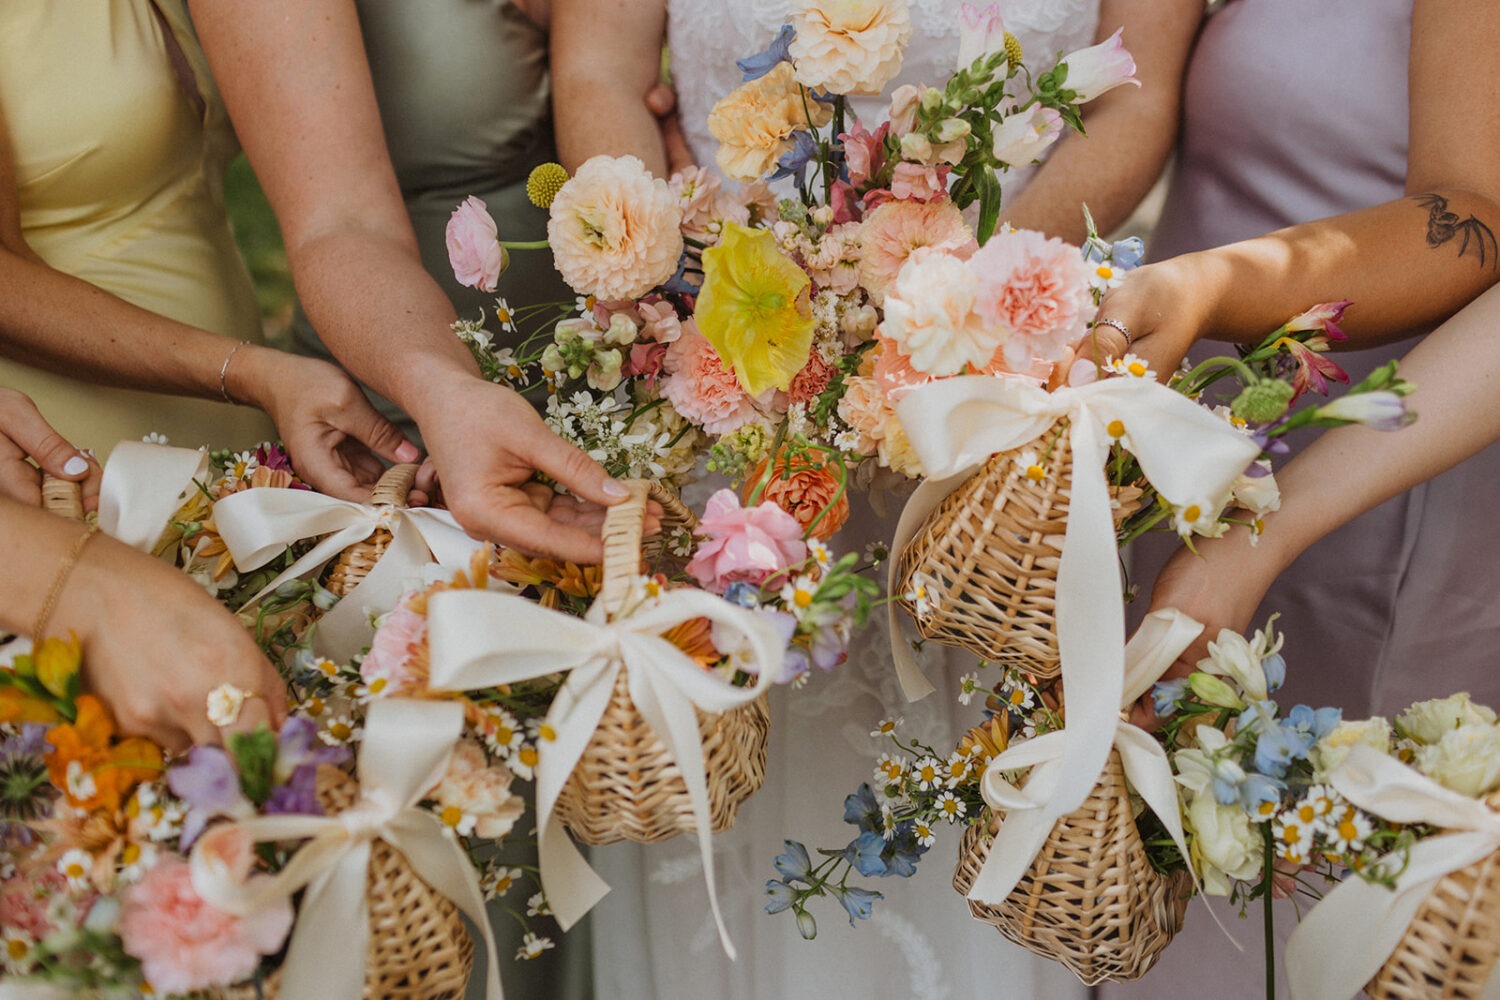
(667, 0, 1101, 182)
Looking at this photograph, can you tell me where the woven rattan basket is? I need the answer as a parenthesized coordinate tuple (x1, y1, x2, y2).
(1367, 791, 1500, 999)
(552, 479, 771, 845)
(40, 474, 88, 522)
(218, 766, 473, 1000)
(951, 748, 1192, 985)
(894, 422, 1071, 679)
(322, 463, 420, 597)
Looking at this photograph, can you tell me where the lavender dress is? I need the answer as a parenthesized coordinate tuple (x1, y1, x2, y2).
(1109, 1, 1500, 996)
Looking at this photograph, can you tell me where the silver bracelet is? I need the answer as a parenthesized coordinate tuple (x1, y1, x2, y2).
(218, 340, 249, 404)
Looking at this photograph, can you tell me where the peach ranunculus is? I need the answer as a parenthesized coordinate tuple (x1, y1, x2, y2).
(788, 0, 913, 95)
(428, 739, 525, 840)
(686, 489, 808, 592)
(879, 250, 1000, 376)
(660, 326, 761, 434)
(118, 855, 292, 996)
(746, 450, 852, 540)
(969, 227, 1094, 370)
(548, 155, 685, 300)
(446, 195, 507, 293)
(857, 198, 976, 306)
(708, 62, 834, 182)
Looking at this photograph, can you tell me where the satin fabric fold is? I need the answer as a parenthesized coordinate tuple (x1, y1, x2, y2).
(425, 586, 784, 959)
(188, 699, 504, 1000)
(1285, 746, 1500, 1000)
(97, 441, 211, 551)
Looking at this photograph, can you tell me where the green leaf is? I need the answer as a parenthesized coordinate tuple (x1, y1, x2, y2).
(229, 726, 279, 806)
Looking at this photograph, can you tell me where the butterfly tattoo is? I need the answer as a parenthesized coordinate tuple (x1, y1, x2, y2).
(1415, 192, 1498, 269)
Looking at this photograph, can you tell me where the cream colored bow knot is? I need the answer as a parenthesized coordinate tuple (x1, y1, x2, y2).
(1286, 746, 1500, 1000)
(96, 441, 213, 551)
(214, 485, 483, 663)
(890, 375, 1260, 828)
(966, 609, 1205, 905)
(188, 699, 504, 1000)
(426, 586, 784, 960)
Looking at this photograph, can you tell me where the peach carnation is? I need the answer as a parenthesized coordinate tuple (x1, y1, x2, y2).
(709, 62, 833, 182)
(870, 334, 935, 401)
(660, 327, 761, 434)
(789, 0, 913, 95)
(548, 155, 685, 300)
(836, 375, 894, 455)
(857, 199, 976, 305)
(969, 227, 1094, 370)
(787, 350, 838, 406)
(429, 739, 525, 840)
(747, 451, 851, 540)
(880, 250, 999, 376)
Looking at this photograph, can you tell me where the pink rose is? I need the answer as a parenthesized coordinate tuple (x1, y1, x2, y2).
(119, 856, 292, 995)
(687, 489, 807, 592)
(446, 195, 507, 292)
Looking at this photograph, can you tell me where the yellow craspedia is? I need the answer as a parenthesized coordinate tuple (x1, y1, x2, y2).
(1003, 32, 1024, 68)
(694, 223, 815, 397)
(526, 162, 569, 209)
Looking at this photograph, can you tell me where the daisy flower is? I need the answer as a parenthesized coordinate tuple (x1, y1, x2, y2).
(484, 866, 524, 900)
(942, 752, 971, 787)
(913, 821, 937, 848)
(57, 848, 93, 890)
(998, 677, 1036, 713)
(1272, 812, 1316, 865)
(871, 717, 903, 738)
(141, 431, 170, 446)
(911, 756, 944, 791)
(957, 672, 981, 706)
(318, 714, 363, 747)
(493, 297, 518, 333)
(1013, 449, 1046, 483)
(1172, 499, 1227, 540)
(1106, 353, 1155, 379)
(526, 892, 552, 917)
(1088, 261, 1126, 294)
(517, 933, 556, 960)
(933, 791, 967, 823)
(779, 574, 820, 618)
(873, 752, 908, 785)
(2, 927, 34, 974)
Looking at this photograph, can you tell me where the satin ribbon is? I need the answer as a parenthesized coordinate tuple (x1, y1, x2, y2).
(426, 586, 783, 959)
(889, 376, 1259, 830)
(96, 441, 211, 551)
(966, 609, 1204, 906)
(213, 485, 482, 663)
(1285, 746, 1500, 1000)
(188, 699, 503, 1000)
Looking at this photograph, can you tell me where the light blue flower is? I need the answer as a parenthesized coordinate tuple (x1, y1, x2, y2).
(1110, 237, 1146, 270)
(843, 783, 883, 834)
(1151, 677, 1190, 718)
(737, 24, 796, 81)
(1210, 756, 1249, 807)
(770, 131, 821, 195)
(774, 840, 813, 884)
(764, 880, 797, 914)
(1287, 703, 1341, 742)
(1261, 652, 1286, 693)
(1237, 773, 1286, 815)
(832, 886, 883, 926)
(723, 580, 760, 609)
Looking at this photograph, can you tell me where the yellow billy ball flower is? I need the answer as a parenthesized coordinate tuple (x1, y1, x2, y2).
(1003, 32, 1024, 68)
(694, 223, 816, 397)
(526, 163, 569, 209)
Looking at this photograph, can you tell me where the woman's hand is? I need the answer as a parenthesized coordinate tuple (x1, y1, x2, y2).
(231, 347, 420, 501)
(1094, 256, 1223, 378)
(0, 388, 102, 511)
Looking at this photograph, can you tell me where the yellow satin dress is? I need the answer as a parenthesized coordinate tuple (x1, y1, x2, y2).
(0, 0, 274, 455)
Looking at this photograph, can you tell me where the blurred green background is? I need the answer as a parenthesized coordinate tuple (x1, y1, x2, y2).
(224, 155, 296, 342)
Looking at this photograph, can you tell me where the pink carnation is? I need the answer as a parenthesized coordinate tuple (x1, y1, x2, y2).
(446, 195, 506, 293)
(871, 334, 935, 401)
(969, 228, 1094, 370)
(660, 327, 760, 434)
(361, 603, 427, 693)
(119, 856, 292, 996)
(687, 489, 807, 592)
(858, 199, 976, 305)
(890, 162, 950, 202)
(787, 350, 837, 406)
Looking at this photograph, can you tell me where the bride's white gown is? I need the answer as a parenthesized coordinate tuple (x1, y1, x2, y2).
(589, 3, 1099, 998)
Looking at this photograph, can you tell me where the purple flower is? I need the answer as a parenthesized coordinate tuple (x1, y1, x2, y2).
(264, 763, 321, 817)
(168, 746, 254, 848)
(1281, 338, 1349, 401)
(273, 716, 349, 784)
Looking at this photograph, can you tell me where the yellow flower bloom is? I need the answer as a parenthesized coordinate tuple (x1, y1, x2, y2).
(695, 223, 815, 396)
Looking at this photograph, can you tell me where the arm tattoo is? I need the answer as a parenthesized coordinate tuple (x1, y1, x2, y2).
(1414, 192, 1498, 269)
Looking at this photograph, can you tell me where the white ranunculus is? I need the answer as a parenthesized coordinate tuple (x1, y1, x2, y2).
(1309, 716, 1392, 781)
(1415, 724, 1500, 798)
(1397, 692, 1498, 745)
(1185, 792, 1262, 896)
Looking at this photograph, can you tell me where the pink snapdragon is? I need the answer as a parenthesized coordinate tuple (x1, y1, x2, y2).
(446, 196, 506, 293)
(840, 121, 889, 188)
(687, 489, 807, 593)
(1056, 28, 1139, 102)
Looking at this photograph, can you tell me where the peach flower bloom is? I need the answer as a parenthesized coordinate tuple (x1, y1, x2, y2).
(836, 375, 895, 454)
(787, 350, 838, 406)
(789, 0, 913, 95)
(709, 63, 833, 181)
(857, 198, 976, 306)
(660, 327, 761, 434)
(429, 739, 525, 840)
(747, 451, 851, 540)
(880, 250, 998, 375)
(548, 155, 684, 300)
(870, 334, 935, 401)
(969, 227, 1094, 370)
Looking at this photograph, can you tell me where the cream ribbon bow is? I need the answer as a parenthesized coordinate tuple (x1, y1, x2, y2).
(188, 699, 503, 1000)
(1285, 746, 1500, 1000)
(97, 441, 212, 551)
(889, 375, 1259, 826)
(966, 608, 1204, 904)
(213, 485, 482, 662)
(426, 586, 783, 960)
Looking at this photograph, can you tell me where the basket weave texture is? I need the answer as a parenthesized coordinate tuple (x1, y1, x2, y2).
(552, 479, 771, 846)
(323, 463, 420, 597)
(41, 474, 87, 522)
(1367, 792, 1500, 1000)
(218, 766, 474, 999)
(950, 748, 1191, 985)
(894, 423, 1070, 679)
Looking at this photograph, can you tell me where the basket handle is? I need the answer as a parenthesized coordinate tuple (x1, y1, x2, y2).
(369, 463, 419, 507)
(597, 479, 697, 619)
(40, 474, 85, 522)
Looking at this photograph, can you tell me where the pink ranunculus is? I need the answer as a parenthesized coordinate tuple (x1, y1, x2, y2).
(686, 489, 807, 593)
(119, 856, 292, 996)
(1056, 27, 1140, 103)
(890, 162, 950, 202)
(991, 105, 1064, 167)
(956, 3, 1007, 71)
(360, 603, 427, 694)
(857, 198, 977, 305)
(446, 196, 507, 292)
(840, 121, 889, 188)
(969, 227, 1095, 371)
(660, 327, 760, 434)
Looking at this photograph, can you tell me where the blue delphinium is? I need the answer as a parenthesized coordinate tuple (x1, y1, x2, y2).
(1151, 677, 1191, 719)
(764, 880, 798, 914)
(831, 886, 883, 926)
(774, 840, 814, 883)
(843, 782, 883, 833)
(736, 25, 796, 81)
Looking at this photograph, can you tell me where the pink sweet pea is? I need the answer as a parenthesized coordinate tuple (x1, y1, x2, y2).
(446, 195, 507, 292)
(1285, 300, 1352, 341)
(687, 489, 807, 593)
(956, 3, 1007, 71)
(1057, 28, 1140, 102)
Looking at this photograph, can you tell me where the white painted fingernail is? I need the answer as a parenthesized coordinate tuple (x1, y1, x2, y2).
(63, 456, 89, 476)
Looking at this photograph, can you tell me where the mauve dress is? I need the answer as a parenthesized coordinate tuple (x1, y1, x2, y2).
(1108, 1, 1500, 997)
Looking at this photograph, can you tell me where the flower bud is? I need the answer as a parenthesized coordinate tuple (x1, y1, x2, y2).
(1230, 380, 1295, 424)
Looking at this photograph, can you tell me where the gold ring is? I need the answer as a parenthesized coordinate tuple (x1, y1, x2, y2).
(1094, 317, 1133, 348)
(206, 683, 262, 728)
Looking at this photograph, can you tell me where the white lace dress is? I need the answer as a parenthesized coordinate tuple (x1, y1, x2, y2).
(589, 3, 1100, 998)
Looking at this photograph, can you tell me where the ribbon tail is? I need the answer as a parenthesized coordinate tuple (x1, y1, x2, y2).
(408, 509, 485, 568)
(98, 442, 210, 552)
(278, 841, 373, 998)
(236, 522, 374, 614)
(886, 472, 972, 702)
(967, 759, 1063, 905)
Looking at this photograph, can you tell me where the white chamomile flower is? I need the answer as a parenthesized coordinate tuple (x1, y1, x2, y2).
(904, 576, 935, 621)
(57, 848, 93, 890)
(998, 678, 1036, 712)
(1303, 785, 1337, 819)
(493, 297, 518, 332)
(1272, 811, 1316, 865)
(117, 841, 158, 884)
(141, 431, 170, 446)
(483, 708, 524, 757)
(575, 294, 597, 316)
(526, 892, 552, 917)
(318, 714, 363, 747)
(484, 866, 524, 899)
(1088, 262, 1126, 293)
(779, 574, 820, 618)
(510, 741, 542, 782)
(1325, 806, 1373, 855)
(957, 672, 981, 706)
(863, 540, 890, 565)
(942, 752, 971, 787)
(911, 756, 944, 791)
(933, 791, 967, 823)
(2, 926, 34, 974)
(808, 538, 832, 568)
(355, 676, 391, 701)
(517, 932, 556, 960)
(64, 760, 97, 803)
(871, 717, 903, 738)
(874, 752, 908, 785)
(1013, 449, 1046, 483)
(228, 449, 259, 480)
(437, 803, 478, 837)
(882, 803, 898, 841)
(913, 820, 937, 848)
(1172, 498, 1228, 540)
(1106, 353, 1155, 380)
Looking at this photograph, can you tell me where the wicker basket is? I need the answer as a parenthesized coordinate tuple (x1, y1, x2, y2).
(894, 422, 1071, 679)
(1367, 791, 1500, 999)
(218, 766, 474, 1000)
(951, 748, 1193, 985)
(322, 463, 420, 597)
(40, 474, 88, 522)
(552, 479, 771, 845)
